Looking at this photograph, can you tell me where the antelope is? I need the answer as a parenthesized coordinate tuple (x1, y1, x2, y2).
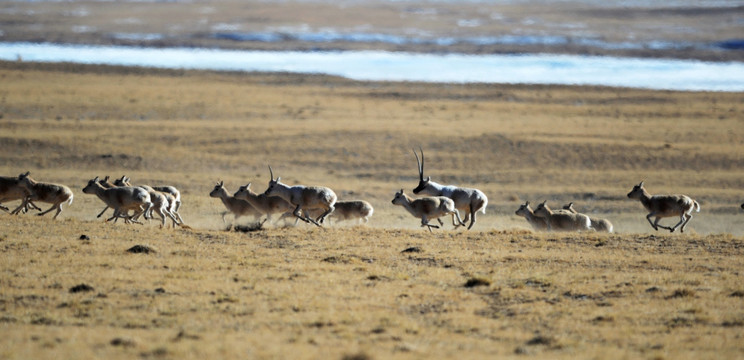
(326, 200, 374, 225)
(93, 176, 132, 221)
(233, 182, 296, 225)
(0, 175, 41, 213)
(562, 202, 614, 233)
(533, 201, 592, 232)
(515, 201, 548, 231)
(392, 189, 460, 232)
(152, 185, 183, 224)
(114, 176, 180, 228)
(626, 181, 700, 233)
(412, 148, 485, 230)
(11, 172, 73, 219)
(82, 176, 152, 224)
(263, 166, 337, 227)
(209, 181, 262, 225)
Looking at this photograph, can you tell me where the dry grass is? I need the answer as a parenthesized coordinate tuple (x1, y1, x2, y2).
(0, 61, 743, 359)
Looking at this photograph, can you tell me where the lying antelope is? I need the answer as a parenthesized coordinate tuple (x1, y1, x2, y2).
(11, 172, 73, 219)
(326, 200, 374, 225)
(515, 201, 548, 231)
(533, 201, 592, 232)
(0, 175, 40, 213)
(626, 181, 700, 233)
(115, 176, 180, 228)
(264, 166, 337, 227)
(233, 182, 295, 225)
(392, 189, 461, 232)
(562, 202, 614, 233)
(209, 181, 262, 226)
(412, 148, 487, 230)
(83, 176, 152, 224)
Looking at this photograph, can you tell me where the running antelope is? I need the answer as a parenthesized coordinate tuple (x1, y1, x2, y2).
(82, 176, 152, 224)
(515, 201, 548, 231)
(115, 176, 180, 228)
(233, 182, 295, 225)
(626, 181, 700, 233)
(562, 202, 614, 233)
(412, 148, 486, 230)
(0, 175, 40, 213)
(263, 166, 337, 227)
(392, 189, 461, 232)
(12, 172, 73, 219)
(533, 201, 592, 232)
(209, 181, 262, 226)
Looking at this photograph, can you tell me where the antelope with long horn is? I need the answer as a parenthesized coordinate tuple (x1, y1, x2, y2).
(263, 166, 337, 227)
(627, 181, 700, 233)
(412, 148, 484, 229)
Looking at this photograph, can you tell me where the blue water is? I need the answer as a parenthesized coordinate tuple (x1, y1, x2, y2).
(1, 42, 743, 92)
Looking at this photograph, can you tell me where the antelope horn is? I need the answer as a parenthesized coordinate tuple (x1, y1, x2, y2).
(413, 148, 423, 180)
(269, 165, 275, 181)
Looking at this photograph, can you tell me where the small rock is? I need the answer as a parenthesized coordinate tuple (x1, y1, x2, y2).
(110, 337, 136, 347)
(401, 246, 423, 253)
(126, 245, 155, 254)
(464, 278, 491, 288)
(79, 234, 90, 241)
(69, 284, 94, 293)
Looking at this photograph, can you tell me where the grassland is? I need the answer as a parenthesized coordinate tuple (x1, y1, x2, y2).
(0, 61, 743, 359)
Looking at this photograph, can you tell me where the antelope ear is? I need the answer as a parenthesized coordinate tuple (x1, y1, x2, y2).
(541, 200, 547, 205)
(275, 177, 281, 183)
(638, 180, 644, 187)
(219, 180, 224, 186)
(525, 201, 530, 205)
(425, 176, 431, 182)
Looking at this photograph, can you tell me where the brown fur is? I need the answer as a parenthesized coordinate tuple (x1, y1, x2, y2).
(13, 172, 73, 219)
(515, 201, 548, 231)
(627, 181, 699, 233)
(391, 189, 463, 232)
(561, 202, 613, 233)
(533, 201, 592, 232)
(209, 181, 261, 225)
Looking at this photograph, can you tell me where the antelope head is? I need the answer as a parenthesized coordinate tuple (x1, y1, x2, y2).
(627, 181, 645, 199)
(412, 148, 431, 194)
(209, 180, 225, 197)
(82, 176, 100, 193)
(391, 189, 407, 205)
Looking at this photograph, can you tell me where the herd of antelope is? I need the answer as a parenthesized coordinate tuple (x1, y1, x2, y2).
(0, 149, 716, 234)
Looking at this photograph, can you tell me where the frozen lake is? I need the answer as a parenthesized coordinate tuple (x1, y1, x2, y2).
(2, 42, 743, 92)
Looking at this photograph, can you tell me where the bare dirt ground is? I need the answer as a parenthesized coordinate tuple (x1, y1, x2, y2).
(0, 0, 743, 61)
(0, 61, 743, 359)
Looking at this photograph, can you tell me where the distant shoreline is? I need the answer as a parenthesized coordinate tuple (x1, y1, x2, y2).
(2, 42, 742, 92)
